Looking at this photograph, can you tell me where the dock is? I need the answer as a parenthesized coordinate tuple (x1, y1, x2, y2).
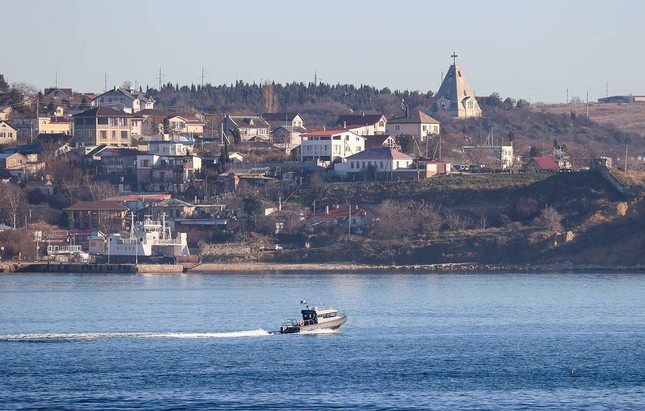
(1, 262, 186, 274)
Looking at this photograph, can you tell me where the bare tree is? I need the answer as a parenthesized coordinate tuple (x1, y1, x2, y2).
(533, 206, 563, 233)
(0, 183, 27, 228)
(87, 181, 117, 201)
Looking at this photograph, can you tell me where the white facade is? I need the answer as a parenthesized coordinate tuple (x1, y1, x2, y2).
(300, 130, 365, 165)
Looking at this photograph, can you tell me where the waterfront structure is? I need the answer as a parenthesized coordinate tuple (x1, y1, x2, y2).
(433, 52, 482, 118)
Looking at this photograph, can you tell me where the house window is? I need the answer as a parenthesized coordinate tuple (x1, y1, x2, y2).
(380, 161, 384, 169)
(100, 130, 107, 140)
(395, 125, 400, 131)
(423, 125, 427, 131)
(111, 130, 117, 139)
(121, 131, 128, 140)
(350, 161, 354, 169)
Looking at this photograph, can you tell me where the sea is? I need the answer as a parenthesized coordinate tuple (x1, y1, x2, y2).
(0, 271, 643, 410)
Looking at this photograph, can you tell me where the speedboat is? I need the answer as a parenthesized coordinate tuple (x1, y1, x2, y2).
(279, 300, 347, 334)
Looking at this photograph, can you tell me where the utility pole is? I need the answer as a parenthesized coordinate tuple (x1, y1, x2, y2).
(104, 72, 108, 92)
(201, 67, 205, 88)
(348, 204, 351, 236)
(566, 88, 569, 104)
(586, 90, 589, 117)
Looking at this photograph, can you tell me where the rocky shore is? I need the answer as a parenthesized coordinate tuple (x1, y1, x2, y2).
(185, 262, 645, 273)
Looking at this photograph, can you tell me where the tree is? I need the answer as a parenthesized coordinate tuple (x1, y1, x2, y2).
(396, 134, 415, 155)
(533, 206, 562, 233)
(0, 183, 28, 228)
(87, 181, 117, 201)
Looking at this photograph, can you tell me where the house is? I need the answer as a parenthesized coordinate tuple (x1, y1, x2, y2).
(433, 53, 482, 118)
(64, 200, 130, 231)
(0, 106, 12, 121)
(73, 106, 134, 147)
(525, 156, 559, 172)
(93, 147, 143, 175)
(300, 129, 365, 166)
(311, 205, 369, 234)
(0, 121, 18, 144)
(138, 198, 197, 220)
(107, 193, 172, 213)
(147, 137, 195, 156)
(386, 109, 440, 140)
(463, 145, 514, 169)
(334, 147, 414, 179)
(364, 134, 397, 149)
(0, 150, 45, 179)
(262, 112, 305, 129)
(41, 88, 75, 110)
(0, 152, 28, 171)
(271, 125, 305, 150)
(93, 87, 155, 113)
(136, 153, 202, 190)
(220, 115, 270, 142)
(166, 114, 205, 136)
(336, 113, 387, 135)
(135, 108, 168, 136)
(37, 116, 73, 135)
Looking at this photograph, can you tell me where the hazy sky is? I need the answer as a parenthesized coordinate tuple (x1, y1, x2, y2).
(2, 0, 643, 103)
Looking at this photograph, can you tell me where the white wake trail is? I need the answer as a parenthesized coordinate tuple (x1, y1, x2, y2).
(0, 329, 272, 341)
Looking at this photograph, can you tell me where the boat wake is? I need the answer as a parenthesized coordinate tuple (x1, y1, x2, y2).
(0, 329, 272, 342)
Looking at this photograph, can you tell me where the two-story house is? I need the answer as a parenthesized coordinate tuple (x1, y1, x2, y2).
(220, 115, 270, 142)
(37, 116, 73, 135)
(263, 112, 307, 149)
(300, 129, 365, 166)
(73, 107, 134, 147)
(336, 113, 387, 135)
(93, 87, 155, 114)
(166, 114, 205, 136)
(386, 109, 440, 141)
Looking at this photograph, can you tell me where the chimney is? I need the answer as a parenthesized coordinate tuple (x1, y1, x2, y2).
(343, 121, 346, 128)
(325, 205, 329, 214)
(405, 105, 410, 118)
(361, 112, 365, 116)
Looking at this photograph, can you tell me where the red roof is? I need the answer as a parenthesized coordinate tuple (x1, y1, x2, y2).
(64, 201, 129, 212)
(302, 129, 350, 137)
(531, 157, 559, 170)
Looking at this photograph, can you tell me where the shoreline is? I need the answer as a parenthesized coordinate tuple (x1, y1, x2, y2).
(2, 261, 644, 274)
(184, 262, 645, 274)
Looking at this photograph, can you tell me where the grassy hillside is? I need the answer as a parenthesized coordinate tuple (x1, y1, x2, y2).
(279, 171, 643, 266)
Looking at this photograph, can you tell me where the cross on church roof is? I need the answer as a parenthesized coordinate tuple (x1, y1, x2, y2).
(451, 52, 458, 66)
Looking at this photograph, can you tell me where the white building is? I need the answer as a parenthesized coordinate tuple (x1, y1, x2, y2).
(300, 129, 365, 166)
(94, 87, 155, 114)
(386, 109, 440, 141)
(334, 147, 414, 178)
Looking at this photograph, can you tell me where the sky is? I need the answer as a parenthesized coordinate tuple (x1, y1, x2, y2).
(2, 0, 644, 104)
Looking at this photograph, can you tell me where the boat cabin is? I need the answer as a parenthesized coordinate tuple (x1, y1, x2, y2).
(301, 308, 339, 325)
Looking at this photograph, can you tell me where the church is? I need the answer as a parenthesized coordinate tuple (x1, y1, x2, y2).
(433, 53, 482, 118)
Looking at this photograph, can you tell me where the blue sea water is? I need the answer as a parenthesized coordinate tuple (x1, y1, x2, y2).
(0, 272, 643, 410)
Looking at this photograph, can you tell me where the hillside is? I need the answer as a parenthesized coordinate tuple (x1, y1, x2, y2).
(535, 102, 645, 139)
(207, 171, 645, 267)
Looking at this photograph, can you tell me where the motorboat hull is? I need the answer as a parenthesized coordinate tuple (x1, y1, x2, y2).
(279, 315, 347, 334)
